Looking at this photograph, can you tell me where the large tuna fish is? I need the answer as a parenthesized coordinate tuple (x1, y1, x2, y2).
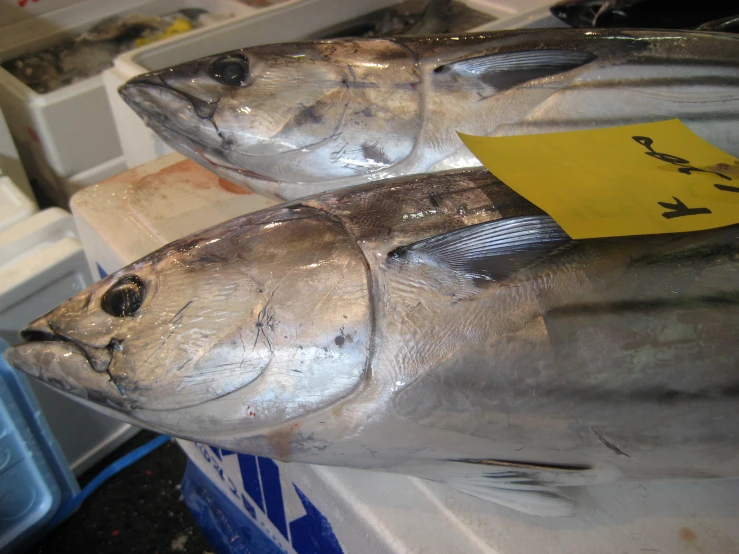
(5, 168, 739, 516)
(119, 29, 739, 199)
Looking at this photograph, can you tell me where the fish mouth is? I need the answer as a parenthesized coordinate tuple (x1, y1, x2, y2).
(120, 76, 277, 189)
(150, 118, 280, 190)
(19, 327, 60, 343)
(120, 74, 219, 121)
(22, 319, 117, 375)
(200, 150, 279, 183)
(6, 319, 127, 406)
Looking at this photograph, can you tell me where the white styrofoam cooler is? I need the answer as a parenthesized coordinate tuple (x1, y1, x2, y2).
(0, 206, 139, 475)
(0, 174, 37, 234)
(71, 154, 739, 554)
(0, 0, 259, 205)
(0, 104, 33, 203)
(104, 0, 553, 171)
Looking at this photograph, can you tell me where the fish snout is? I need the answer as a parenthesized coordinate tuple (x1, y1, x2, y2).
(118, 73, 170, 110)
(120, 72, 219, 121)
(119, 72, 166, 98)
(19, 317, 114, 375)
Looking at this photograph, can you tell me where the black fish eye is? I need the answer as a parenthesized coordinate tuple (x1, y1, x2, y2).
(101, 276, 145, 318)
(209, 55, 249, 87)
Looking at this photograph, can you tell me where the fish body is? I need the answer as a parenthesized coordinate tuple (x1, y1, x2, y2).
(119, 29, 739, 200)
(6, 168, 739, 515)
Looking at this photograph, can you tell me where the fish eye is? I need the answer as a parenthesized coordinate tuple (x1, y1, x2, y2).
(209, 55, 249, 87)
(101, 276, 145, 317)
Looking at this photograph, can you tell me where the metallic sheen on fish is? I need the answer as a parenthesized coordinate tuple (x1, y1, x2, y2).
(6, 168, 739, 516)
(119, 28, 739, 200)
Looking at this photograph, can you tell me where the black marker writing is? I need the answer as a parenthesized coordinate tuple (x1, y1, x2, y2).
(678, 166, 731, 180)
(714, 183, 739, 193)
(633, 136, 689, 165)
(632, 136, 731, 181)
(658, 197, 712, 219)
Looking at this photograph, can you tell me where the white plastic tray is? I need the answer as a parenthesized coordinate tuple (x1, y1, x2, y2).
(0, 174, 36, 233)
(0, 104, 33, 203)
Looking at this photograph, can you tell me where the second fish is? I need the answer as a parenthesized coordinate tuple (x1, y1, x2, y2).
(120, 28, 739, 199)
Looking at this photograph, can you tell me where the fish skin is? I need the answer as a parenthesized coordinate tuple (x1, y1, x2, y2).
(5, 168, 739, 514)
(119, 28, 739, 200)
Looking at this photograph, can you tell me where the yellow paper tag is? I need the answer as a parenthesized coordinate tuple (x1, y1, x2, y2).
(458, 119, 739, 239)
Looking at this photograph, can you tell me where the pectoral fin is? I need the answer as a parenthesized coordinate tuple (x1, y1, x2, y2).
(388, 215, 571, 282)
(442, 50, 596, 91)
(409, 459, 619, 517)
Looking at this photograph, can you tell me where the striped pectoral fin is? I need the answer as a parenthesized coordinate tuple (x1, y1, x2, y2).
(388, 215, 572, 282)
(440, 50, 596, 92)
(410, 459, 619, 517)
(447, 482, 574, 517)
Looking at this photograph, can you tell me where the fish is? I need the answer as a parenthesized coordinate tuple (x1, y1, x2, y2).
(2, 10, 210, 95)
(118, 28, 739, 200)
(75, 13, 166, 43)
(550, 0, 739, 30)
(313, 0, 464, 39)
(6, 168, 739, 516)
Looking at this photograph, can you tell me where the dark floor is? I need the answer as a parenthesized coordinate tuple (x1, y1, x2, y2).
(30, 431, 214, 554)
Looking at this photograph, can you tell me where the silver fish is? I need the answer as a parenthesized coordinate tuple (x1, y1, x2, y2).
(6, 168, 739, 516)
(118, 29, 739, 200)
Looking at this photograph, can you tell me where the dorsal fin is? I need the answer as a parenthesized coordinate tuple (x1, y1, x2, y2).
(439, 50, 596, 91)
(388, 215, 571, 282)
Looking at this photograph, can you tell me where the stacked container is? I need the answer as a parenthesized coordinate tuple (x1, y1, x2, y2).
(0, 0, 274, 204)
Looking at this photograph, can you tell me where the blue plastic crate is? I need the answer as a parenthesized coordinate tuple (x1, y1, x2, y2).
(0, 338, 79, 552)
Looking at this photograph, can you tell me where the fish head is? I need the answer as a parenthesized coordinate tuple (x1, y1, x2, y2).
(5, 206, 372, 441)
(119, 39, 422, 196)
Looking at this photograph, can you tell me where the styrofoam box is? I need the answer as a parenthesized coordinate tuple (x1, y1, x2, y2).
(0, 0, 257, 203)
(72, 153, 739, 554)
(104, 0, 553, 170)
(0, 207, 139, 475)
(479, 2, 568, 30)
(0, 175, 37, 233)
(0, 104, 33, 203)
(44, 155, 129, 209)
